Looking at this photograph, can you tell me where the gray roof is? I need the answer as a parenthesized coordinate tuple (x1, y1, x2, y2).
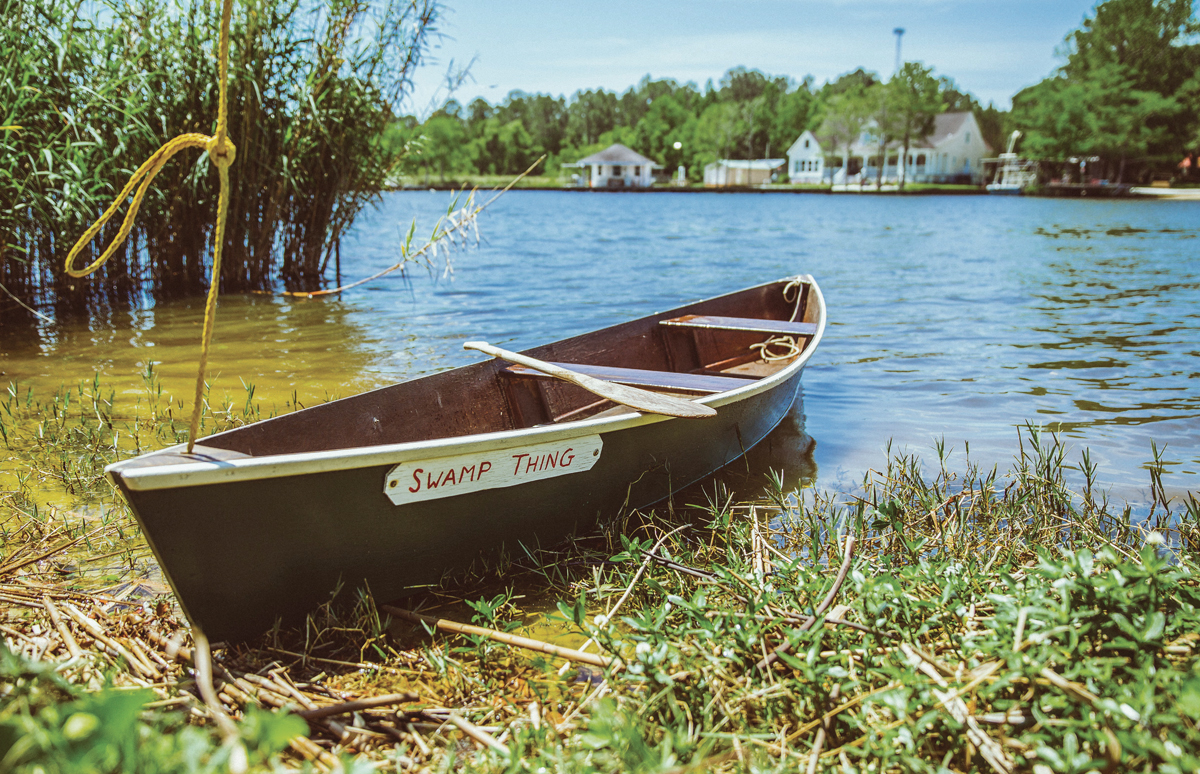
(918, 112, 971, 148)
(573, 144, 658, 166)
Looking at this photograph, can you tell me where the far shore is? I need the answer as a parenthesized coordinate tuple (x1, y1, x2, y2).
(392, 178, 1200, 198)
(391, 178, 985, 194)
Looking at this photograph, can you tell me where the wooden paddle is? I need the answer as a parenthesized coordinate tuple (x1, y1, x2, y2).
(463, 341, 717, 419)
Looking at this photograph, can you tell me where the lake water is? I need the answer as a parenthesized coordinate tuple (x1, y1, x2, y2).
(3, 191, 1198, 504)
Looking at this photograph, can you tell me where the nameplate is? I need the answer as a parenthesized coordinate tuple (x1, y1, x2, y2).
(384, 436, 604, 505)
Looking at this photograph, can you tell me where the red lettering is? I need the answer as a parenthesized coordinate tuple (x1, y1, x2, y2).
(426, 471, 440, 490)
(561, 448, 575, 466)
(479, 460, 492, 477)
(525, 454, 540, 473)
(460, 464, 475, 482)
(409, 468, 424, 493)
(442, 468, 457, 487)
(511, 453, 529, 475)
(545, 450, 559, 469)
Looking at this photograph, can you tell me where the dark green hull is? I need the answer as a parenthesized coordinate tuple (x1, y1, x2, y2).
(114, 374, 799, 640)
(108, 277, 825, 641)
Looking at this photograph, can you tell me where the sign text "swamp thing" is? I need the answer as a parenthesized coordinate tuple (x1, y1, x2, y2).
(383, 436, 604, 505)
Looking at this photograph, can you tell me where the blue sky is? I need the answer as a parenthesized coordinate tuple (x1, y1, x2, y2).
(404, 0, 1101, 116)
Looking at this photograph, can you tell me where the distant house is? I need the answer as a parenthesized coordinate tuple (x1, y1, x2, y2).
(786, 132, 825, 184)
(704, 159, 786, 187)
(571, 144, 661, 188)
(788, 112, 991, 185)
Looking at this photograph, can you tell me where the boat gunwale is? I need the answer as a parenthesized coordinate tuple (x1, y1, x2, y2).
(108, 277, 827, 492)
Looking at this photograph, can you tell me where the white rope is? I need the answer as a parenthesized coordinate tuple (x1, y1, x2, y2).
(751, 335, 802, 362)
(750, 277, 807, 362)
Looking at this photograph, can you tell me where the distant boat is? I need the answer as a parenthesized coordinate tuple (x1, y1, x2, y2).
(986, 131, 1037, 195)
(107, 276, 827, 640)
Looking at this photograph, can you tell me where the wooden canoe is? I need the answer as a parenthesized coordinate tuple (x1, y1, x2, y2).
(107, 275, 827, 640)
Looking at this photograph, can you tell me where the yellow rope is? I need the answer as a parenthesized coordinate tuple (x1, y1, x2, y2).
(63, 0, 237, 454)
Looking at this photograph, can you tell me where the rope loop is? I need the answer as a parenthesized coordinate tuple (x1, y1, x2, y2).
(63, 133, 209, 278)
(751, 335, 802, 362)
(781, 277, 805, 322)
(748, 277, 809, 363)
(64, 0, 236, 454)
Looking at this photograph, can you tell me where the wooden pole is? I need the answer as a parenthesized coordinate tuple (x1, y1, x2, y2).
(381, 604, 613, 669)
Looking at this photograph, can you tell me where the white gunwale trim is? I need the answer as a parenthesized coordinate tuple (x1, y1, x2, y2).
(109, 278, 826, 492)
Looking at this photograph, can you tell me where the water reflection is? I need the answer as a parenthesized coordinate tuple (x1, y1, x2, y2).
(0, 293, 391, 409)
(687, 395, 818, 506)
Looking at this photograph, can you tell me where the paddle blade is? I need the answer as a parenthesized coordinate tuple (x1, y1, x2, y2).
(464, 341, 716, 419)
(578, 375, 717, 418)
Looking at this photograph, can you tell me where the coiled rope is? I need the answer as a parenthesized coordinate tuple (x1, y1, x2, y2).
(63, 0, 236, 454)
(750, 277, 807, 362)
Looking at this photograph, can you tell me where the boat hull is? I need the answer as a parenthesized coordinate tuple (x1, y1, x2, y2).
(109, 277, 825, 641)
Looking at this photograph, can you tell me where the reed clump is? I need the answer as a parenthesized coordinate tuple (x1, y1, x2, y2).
(1, 380, 1199, 772)
(0, 0, 437, 327)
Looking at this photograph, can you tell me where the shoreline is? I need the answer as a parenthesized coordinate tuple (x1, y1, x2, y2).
(392, 183, 987, 195)
(391, 181, 1200, 198)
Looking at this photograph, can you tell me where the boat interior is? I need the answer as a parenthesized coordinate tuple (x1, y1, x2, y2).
(139, 278, 820, 463)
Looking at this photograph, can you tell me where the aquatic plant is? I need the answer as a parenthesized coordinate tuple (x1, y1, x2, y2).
(0, 0, 439, 326)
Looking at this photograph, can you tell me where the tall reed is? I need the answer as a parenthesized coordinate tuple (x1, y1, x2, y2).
(0, 0, 438, 327)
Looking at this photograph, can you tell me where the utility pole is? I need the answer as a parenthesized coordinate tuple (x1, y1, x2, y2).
(893, 27, 905, 74)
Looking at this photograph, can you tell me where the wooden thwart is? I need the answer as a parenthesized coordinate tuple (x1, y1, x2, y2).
(503, 361, 750, 394)
(661, 314, 818, 337)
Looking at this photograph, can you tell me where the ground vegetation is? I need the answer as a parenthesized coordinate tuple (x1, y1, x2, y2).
(1, 378, 1198, 772)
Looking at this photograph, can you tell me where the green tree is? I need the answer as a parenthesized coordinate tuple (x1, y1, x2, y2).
(770, 83, 816, 160)
(1013, 0, 1199, 179)
(692, 102, 744, 169)
(865, 83, 898, 189)
(417, 114, 473, 181)
(818, 86, 872, 184)
(887, 63, 945, 190)
(632, 94, 697, 175)
(566, 89, 619, 147)
(1011, 77, 1095, 162)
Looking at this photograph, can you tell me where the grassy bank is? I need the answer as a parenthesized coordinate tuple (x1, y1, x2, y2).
(2, 379, 1199, 772)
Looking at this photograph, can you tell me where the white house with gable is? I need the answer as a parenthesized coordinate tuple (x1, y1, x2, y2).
(786, 131, 825, 184)
(571, 144, 661, 188)
(788, 112, 991, 186)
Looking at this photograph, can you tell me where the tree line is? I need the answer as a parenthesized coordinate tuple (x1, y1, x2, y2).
(389, 65, 1004, 184)
(1011, 0, 1199, 183)
(393, 0, 1199, 187)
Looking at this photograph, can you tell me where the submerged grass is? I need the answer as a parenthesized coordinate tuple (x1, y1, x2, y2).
(1, 378, 1199, 772)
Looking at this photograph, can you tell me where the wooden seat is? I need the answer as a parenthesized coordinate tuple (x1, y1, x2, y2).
(660, 314, 818, 337)
(502, 362, 751, 394)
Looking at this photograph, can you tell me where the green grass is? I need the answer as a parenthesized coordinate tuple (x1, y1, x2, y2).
(1, 379, 1198, 772)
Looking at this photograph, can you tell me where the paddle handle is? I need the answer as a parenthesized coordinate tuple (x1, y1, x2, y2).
(464, 341, 578, 381)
